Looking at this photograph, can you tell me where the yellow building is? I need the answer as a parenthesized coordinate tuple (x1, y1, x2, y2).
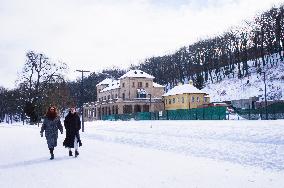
(163, 83, 210, 110)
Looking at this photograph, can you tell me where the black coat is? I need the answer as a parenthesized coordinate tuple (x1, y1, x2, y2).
(63, 112, 81, 148)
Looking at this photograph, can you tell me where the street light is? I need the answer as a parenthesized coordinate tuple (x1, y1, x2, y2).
(76, 70, 90, 132)
(148, 93, 152, 112)
(100, 103, 103, 120)
(148, 93, 152, 120)
(261, 72, 268, 120)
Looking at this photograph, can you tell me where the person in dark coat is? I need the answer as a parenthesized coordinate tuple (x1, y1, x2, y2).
(40, 106, 63, 160)
(63, 107, 82, 157)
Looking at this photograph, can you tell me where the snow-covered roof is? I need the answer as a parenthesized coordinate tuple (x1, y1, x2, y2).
(163, 84, 207, 97)
(100, 80, 120, 92)
(153, 82, 164, 88)
(96, 78, 113, 86)
(119, 70, 155, 79)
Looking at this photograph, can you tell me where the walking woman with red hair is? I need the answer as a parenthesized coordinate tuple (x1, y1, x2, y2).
(40, 106, 63, 160)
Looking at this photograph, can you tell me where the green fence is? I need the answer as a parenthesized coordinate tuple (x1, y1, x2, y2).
(234, 102, 284, 120)
(166, 106, 226, 120)
(102, 106, 226, 121)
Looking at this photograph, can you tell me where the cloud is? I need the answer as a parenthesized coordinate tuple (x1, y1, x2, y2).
(0, 0, 282, 88)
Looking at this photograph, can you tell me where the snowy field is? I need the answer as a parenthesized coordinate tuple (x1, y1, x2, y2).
(0, 120, 284, 188)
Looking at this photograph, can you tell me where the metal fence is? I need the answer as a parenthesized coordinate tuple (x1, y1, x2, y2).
(102, 106, 227, 121)
(233, 102, 284, 120)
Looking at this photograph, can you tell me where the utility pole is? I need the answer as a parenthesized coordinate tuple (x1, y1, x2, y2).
(76, 70, 90, 132)
(148, 93, 152, 120)
(261, 72, 268, 120)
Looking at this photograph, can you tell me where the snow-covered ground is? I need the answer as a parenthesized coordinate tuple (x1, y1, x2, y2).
(1, 120, 284, 188)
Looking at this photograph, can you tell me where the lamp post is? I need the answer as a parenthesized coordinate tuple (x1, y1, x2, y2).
(148, 93, 152, 112)
(76, 70, 90, 132)
(261, 72, 268, 120)
(148, 93, 152, 120)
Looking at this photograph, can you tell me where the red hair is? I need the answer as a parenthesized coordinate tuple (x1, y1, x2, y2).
(46, 106, 58, 120)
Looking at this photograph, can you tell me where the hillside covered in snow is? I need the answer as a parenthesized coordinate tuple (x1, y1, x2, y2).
(203, 53, 284, 102)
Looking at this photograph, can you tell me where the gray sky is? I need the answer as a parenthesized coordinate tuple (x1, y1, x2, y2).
(0, 0, 282, 89)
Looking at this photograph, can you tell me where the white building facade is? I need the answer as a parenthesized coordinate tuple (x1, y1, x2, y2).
(84, 70, 165, 120)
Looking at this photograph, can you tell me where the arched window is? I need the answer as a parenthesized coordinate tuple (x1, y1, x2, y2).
(146, 83, 149, 87)
(143, 105, 149, 112)
(116, 106, 118, 114)
(134, 105, 141, 112)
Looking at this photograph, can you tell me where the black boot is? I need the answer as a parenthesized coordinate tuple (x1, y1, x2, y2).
(49, 148, 54, 160)
(78, 140, 82, 147)
(75, 150, 79, 157)
(69, 150, 73, 156)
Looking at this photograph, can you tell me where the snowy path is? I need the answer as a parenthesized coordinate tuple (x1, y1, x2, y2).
(0, 120, 284, 188)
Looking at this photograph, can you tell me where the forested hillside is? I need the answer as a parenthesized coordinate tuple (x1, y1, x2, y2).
(131, 5, 284, 92)
(203, 52, 284, 101)
(86, 5, 284, 103)
(1, 4, 283, 122)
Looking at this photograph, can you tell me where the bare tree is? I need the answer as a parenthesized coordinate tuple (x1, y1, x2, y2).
(17, 51, 68, 123)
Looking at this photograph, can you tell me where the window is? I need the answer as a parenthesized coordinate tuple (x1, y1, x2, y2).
(173, 98, 175, 104)
(182, 97, 184, 103)
(123, 105, 132, 113)
(104, 96, 106, 100)
(204, 97, 207, 102)
(132, 82, 135, 87)
(115, 94, 118, 98)
(138, 82, 142, 88)
(146, 83, 149, 87)
(191, 96, 195, 102)
(165, 99, 167, 104)
(134, 105, 141, 113)
(122, 93, 125, 100)
(115, 106, 118, 114)
(108, 95, 110, 100)
(137, 89, 146, 98)
(169, 99, 171, 104)
(197, 97, 200, 102)
(122, 83, 125, 87)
